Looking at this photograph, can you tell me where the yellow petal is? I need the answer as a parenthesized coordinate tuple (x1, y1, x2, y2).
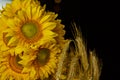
(5, 32, 14, 37)
(30, 67, 36, 78)
(50, 62, 56, 68)
(9, 49, 15, 56)
(26, 6, 31, 19)
(31, 6, 37, 16)
(0, 66, 6, 72)
(8, 37, 16, 46)
(3, 11, 12, 17)
(0, 70, 8, 80)
(42, 22, 56, 30)
(39, 69, 44, 79)
(9, 76, 14, 80)
(43, 30, 58, 38)
(32, 6, 42, 20)
(40, 68, 47, 77)
(12, 0, 21, 11)
(40, 15, 51, 23)
(0, 45, 9, 51)
(22, 67, 30, 73)
(7, 19, 16, 29)
(45, 65, 51, 74)
(5, 3, 11, 10)
(17, 11, 26, 22)
(3, 29, 13, 33)
(22, 0, 31, 7)
(18, 60, 28, 66)
(15, 46, 27, 55)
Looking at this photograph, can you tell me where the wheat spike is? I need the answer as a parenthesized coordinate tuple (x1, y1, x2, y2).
(55, 40, 71, 80)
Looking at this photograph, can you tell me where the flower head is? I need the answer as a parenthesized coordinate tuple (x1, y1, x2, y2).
(19, 42, 61, 79)
(0, 51, 36, 80)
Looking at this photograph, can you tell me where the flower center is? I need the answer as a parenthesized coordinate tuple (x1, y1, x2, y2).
(9, 55, 23, 73)
(21, 22, 38, 38)
(36, 48, 50, 66)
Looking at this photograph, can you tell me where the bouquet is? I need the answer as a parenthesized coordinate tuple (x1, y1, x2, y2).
(0, 0, 101, 80)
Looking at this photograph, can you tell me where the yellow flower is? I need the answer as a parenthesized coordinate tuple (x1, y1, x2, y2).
(0, 0, 40, 52)
(0, 0, 40, 18)
(1, 1, 66, 55)
(0, 51, 36, 80)
(18, 42, 61, 79)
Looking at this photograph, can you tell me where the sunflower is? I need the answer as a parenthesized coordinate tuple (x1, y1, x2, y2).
(0, 51, 36, 80)
(18, 42, 61, 79)
(0, 0, 40, 18)
(0, 0, 40, 51)
(1, 1, 66, 55)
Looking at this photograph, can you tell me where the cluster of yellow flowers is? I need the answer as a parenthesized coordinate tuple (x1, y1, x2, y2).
(0, 0, 67, 80)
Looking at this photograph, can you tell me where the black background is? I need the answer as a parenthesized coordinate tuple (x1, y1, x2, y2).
(39, 0, 118, 80)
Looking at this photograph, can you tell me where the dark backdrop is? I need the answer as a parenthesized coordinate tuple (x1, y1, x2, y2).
(39, 0, 118, 80)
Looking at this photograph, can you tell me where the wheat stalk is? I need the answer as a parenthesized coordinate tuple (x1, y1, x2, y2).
(59, 22, 101, 80)
(53, 22, 102, 80)
(55, 40, 71, 80)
